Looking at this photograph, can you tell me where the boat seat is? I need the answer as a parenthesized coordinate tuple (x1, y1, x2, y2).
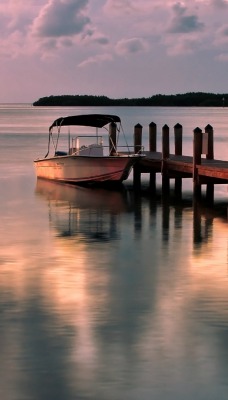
(55, 151, 68, 156)
(78, 144, 103, 156)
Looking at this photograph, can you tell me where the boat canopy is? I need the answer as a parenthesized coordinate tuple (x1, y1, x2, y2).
(49, 114, 121, 131)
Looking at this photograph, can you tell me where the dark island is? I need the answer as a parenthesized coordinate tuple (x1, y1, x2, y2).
(33, 92, 227, 107)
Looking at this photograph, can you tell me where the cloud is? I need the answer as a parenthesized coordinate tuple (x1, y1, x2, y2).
(0, 1, 39, 38)
(82, 29, 109, 45)
(169, 2, 204, 33)
(0, 15, 10, 37)
(1, 0, 228, 101)
(103, 0, 138, 15)
(103, 0, 177, 16)
(94, 36, 109, 45)
(115, 38, 149, 55)
(217, 52, 228, 61)
(211, 0, 228, 8)
(219, 25, 228, 36)
(213, 24, 228, 50)
(32, 0, 90, 38)
(78, 53, 112, 67)
(165, 37, 201, 56)
(0, 31, 27, 58)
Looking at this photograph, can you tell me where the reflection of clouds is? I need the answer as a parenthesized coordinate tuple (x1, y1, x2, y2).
(189, 212, 228, 384)
(191, 212, 228, 320)
(1, 185, 228, 399)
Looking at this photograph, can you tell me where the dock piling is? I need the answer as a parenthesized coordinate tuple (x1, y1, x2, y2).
(162, 124, 170, 195)
(205, 124, 214, 203)
(149, 122, 157, 192)
(174, 123, 183, 156)
(174, 123, 183, 197)
(133, 123, 143, 189)
(130, 120, 226, 203)
(205, 124, 214, 160)
(193, 127, 202, 198)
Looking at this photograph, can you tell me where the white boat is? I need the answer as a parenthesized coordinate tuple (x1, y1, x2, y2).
(34, 114, 143, 184)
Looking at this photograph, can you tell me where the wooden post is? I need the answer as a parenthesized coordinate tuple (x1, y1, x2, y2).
(174, 123, 183, 197)
(193, 127, 202, 198)
(174, 123, 183, 156)
(149, 122, 157, 152)
(134, 123, 143, 154)
(149, 122, 157, 192)
(162, 124, 170, 159)
(109, 122, 117, 155)
(205, 124, 214, 160)
(133, 123, 143, 189)
(205, 124, 214, 204)
(162, 124, 170, 195)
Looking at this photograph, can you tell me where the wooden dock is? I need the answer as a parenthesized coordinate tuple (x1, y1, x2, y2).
(130, 122, 228, 202)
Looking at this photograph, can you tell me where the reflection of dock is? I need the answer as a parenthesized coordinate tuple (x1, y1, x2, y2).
(132, 123, 228, 202)
(35, 178, 227, 254)
(132, 191, 227, 249)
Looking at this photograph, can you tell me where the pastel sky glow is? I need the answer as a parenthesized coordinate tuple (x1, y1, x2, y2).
(1, 0, 228, 102)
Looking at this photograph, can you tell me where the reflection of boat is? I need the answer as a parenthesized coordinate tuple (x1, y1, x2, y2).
(35, 179, 130, 212)
(35, 179, 131, 242)
(34, 114, 143, 184)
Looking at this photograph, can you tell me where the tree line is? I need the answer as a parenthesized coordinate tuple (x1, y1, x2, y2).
(33, 92, 227, 107)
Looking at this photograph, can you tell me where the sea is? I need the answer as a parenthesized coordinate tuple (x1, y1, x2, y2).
(0, 104, 228, 400)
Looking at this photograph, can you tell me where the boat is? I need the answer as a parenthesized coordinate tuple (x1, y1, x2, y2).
(34, 114, 143, 184)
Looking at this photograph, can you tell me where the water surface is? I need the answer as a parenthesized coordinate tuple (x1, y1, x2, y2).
(0, 105, 227, 400)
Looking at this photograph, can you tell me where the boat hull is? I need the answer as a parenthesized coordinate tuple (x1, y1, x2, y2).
(34, 155, 137, 184)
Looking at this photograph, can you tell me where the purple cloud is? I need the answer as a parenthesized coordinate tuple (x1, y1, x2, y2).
(33, 0, 90, 38)
(169, 3, 204, 34)
(116, 37, 148, 55)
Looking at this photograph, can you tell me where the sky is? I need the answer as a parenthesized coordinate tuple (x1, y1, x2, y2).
(1, 0, 228, 103)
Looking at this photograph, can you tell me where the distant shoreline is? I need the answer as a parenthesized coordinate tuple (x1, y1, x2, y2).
(33, 92, 227, 107)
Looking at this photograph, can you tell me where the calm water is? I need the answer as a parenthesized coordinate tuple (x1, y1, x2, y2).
(0, 105, 228, 400)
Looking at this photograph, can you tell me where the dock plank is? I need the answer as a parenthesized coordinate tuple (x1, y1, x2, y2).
(138, 152, 228, 182)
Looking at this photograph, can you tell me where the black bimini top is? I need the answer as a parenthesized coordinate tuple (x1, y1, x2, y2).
(49, 114, 121, 131)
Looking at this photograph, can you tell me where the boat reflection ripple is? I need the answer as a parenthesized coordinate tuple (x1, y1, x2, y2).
(35, 179, 131, 243)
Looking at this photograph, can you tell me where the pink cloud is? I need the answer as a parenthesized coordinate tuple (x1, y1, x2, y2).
(32, 0, 90, 38)
(115, 38, 149, 55)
